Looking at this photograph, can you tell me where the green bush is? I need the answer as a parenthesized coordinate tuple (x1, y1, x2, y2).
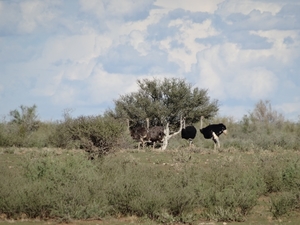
(0, 121, 56, 148)
(195, 155, 265, 222)
(103, 158, 169, 219)
(0, 151, 108, 219)
(258, 153, 300, 194)
(270, 192, 299, 218)
(2, 149, 300, 222)
(49, 115, 126, 158)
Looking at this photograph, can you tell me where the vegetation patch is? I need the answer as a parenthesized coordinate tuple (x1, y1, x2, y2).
(1, 149, 300, 224)
(0, 79, 300, 224)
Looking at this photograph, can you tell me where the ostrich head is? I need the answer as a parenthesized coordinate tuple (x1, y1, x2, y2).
(220, 123, 227, 135)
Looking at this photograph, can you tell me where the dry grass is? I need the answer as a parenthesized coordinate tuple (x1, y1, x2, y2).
(1, 147, 300, 224)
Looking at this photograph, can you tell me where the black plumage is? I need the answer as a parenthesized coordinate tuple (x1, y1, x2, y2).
(181, 126, 197, 140)
(181, 118, 197, 147)
(199, 116, 227, 149)
(200, 123, 227, 139)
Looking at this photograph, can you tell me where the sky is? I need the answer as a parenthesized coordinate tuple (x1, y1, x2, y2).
(1, 0, 300, 122)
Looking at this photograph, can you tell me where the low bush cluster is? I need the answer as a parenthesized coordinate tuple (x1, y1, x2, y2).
(1, 150, 300, 223)
(0, 114, 127, 158)
(0, 102, 300, 223)
(49, 115, 126, 158)
(259, 153, 300, 218)
(1, 103, 300, 153)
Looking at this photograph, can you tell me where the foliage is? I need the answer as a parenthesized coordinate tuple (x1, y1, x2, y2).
(5, 149, 300, 223)
(270, 192, 299, 218)
(1, 99, 300, 224)
(250, 100, 285, 124)
(0, 151, 108, 219)
(1, 100, 300, 152)
(0, 105, 54, 148)
(109, 77, 219, 128)
(197, 155, 265, 222)
(9, 105, 40, 136)
(49, 115, 125, 158)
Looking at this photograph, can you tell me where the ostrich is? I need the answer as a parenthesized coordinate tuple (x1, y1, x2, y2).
(147, 125, 165, 149)
(128, 118, 149, 149)
(181, 117, 197, 147)
(130, 116, 184, 150)
(199, 116, 227, 149)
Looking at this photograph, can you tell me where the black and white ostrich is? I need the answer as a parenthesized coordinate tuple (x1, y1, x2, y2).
(199, 116, 227, 149)
(181, 117, 197, 147)
(128, 118, 149, 149)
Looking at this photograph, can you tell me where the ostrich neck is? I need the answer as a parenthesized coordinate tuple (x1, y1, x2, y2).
(200, 117, 203, 130)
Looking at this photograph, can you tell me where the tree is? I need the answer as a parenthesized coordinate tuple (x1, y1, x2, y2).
(109, 78, 219, 128)
(9, 104, 39, 136)
(250, 100, 284, 124)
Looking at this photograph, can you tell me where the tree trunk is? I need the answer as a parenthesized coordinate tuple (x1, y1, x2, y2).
(161, 117, 183, 150)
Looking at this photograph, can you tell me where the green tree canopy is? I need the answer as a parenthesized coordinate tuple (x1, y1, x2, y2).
(108, 78, 219, 127)
(9, 104, 39, 134)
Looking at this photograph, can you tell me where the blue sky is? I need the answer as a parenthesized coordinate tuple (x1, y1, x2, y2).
(1, 0, 299, 122)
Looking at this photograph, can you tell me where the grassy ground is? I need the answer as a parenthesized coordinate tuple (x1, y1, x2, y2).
(1, 147, 300, 225)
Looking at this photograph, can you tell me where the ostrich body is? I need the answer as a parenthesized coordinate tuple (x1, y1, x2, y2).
(128, 118, 149, 149)
(130, 127, 148, 149)
(129, 116, 184, 150)
(147, 126, 165, 149)
(181, 118, 197, 147)
(199, 116, 227, 149)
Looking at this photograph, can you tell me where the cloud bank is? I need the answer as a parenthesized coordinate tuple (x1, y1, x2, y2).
(0, 0, 299, 121)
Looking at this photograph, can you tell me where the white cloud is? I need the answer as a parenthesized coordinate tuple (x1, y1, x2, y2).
(0, 0, 60, 35)
(251, 30, 300, 64)
(79, 0, 105, 19)
(1, 0, 300, 121)
(31, 73, 63, 97)
(219, 105, 250, 121)
(79, 0, 154, 21)
(275, 100, 300, 121)
(230, 68, 277, 100)
(195, 43, 278, 100)
(155, 0, 224, 13)
(86, 65, 162, 105)
(128, 30, 150, 56)
(51, 84, 77, 106)
(43, 34, 102, 63)
(217, 0, 284, 17)
(18, 1, 57, 33)
(277, 101, 300, 114)
(160, 19, 219, 72)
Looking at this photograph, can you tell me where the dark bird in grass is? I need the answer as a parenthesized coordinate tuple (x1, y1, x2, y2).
(199, 116, 227, 149)
(181, 117, 197, 148)
(127, 118, 149, 149)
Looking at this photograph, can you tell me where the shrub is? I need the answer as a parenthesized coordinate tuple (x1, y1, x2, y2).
(259, 153, 300, 194)
(0, 151, 108, 219)
(104, 159, 169, 219)
(0, 120, 55, 148)
(2, 148, 300, 223)
(49, 115, 125, 158)
(196, 155, 265, 222)
(270, 192, 299, 218)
